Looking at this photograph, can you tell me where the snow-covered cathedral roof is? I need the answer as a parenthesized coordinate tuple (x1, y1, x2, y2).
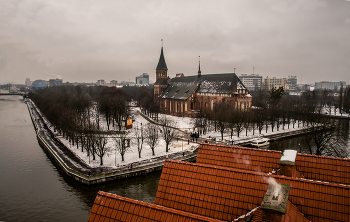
(160, 73, 247, 100)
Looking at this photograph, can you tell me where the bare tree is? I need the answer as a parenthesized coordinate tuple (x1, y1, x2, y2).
(343, 86, 350, 115)
(160, 117, 178, 153)
(87, 133, 97, 160)
(302, 113, 349, 158)
(253, 107, 265, 134)
(145, 123, 159, 156)
(114, 132, 131, 162)
(229, 107, 245, 138)
(134, 125, 145, 158)
(215, 103, 229, 141)
(191, 108, 210, 135)
(95, 133, 109, 165)
(243, 111, 251, 136)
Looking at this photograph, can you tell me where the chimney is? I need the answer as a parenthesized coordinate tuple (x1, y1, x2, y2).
(278, 150, 297, 177)
(261, 182, 290, 222)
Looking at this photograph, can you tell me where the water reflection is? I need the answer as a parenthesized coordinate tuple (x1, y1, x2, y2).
(0, 96, 161, 222)
(268, 119, 350, 156)
(60, 169, 161, 210)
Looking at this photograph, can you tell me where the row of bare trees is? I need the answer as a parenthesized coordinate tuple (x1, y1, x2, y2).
(29, 86, 130, 165)
(114, 117, 178, 162)
(30, 85, 181, 164)
(190, 87, 349, 158)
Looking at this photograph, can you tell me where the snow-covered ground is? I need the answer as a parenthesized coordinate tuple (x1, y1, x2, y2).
(45, 105, 347, 169)
(54, 107, 198, 168)
(149, 108, 308, 144)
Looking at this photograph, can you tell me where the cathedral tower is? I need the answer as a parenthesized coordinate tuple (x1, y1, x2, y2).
(154, 44, 168, 98)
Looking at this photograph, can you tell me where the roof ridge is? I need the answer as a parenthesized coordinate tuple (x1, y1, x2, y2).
(201, 143, 283, 154)
(165, 159, 350, 188)
(165, 159, 269, 176)
(297, 152, 350, 161)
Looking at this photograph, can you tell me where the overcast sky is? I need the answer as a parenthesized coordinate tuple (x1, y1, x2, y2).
(1, 0, 350, 85)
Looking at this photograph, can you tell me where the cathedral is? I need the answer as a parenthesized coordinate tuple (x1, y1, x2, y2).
(154, 46, 252, 117)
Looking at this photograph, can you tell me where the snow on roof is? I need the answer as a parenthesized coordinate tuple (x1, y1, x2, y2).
(233, 206, 260, 221)
(280, 150, 297, 163)
(236, 81, 245, 90)
(197, 80, 232, 94)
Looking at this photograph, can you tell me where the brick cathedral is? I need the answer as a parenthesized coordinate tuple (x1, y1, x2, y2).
(154, 46, 252, 117)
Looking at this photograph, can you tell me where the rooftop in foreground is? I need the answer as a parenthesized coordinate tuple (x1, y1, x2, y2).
(89, 143, 350, 222)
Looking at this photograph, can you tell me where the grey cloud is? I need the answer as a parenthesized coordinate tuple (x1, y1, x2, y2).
(0, 0, 349, 85)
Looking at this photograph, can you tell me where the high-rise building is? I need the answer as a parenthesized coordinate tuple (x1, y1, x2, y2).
(315, 81, 346, 92)
(286, 76, 298, 92)
(135, 73, 149, 85)
(239, 74, 263, 92)
(49, 79, 63, 87)
(25, 78, 32, 86)
(96, 79, 106, 86)
(110, 80, 118, 87)
(264, 77, 287, 90)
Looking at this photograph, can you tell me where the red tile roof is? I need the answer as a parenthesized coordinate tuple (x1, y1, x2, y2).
(155, 159, 350, 222)
(197, 144, 282, 174)
(295, 153, 350, 185)
(88, 191, 225, 222)
(197, 143, 350, 185)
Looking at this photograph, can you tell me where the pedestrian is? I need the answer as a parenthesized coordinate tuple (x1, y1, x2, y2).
(205, 140, 208, 143)
(188, 139, 189, 144)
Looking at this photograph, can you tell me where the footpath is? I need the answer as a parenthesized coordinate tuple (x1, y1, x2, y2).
(26, 99, 197, 185)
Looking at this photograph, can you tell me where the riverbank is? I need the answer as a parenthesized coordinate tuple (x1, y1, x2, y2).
(26, 99, 197, 185)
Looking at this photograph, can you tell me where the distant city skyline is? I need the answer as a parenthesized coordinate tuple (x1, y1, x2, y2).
(1, 1, 350, 85)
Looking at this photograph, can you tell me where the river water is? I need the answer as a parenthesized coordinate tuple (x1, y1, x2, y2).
(1, 94, 349, 221)
(0, 95, 160, 222)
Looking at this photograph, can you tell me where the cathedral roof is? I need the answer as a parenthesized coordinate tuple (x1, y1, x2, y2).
(159, 73, 246, 100)
(156, 47, 168, 70)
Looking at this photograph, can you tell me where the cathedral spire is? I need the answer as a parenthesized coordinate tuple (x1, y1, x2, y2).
(156, 40, 167, 70)
(198, 56, 201, 77)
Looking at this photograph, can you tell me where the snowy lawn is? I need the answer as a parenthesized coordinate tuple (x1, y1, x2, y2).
(54, 107, 198, 168)
(46, 106, 311, 168)
(149, 110, 308, 145)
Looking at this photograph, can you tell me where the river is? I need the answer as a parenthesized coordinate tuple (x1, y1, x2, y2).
(0, 95, 160, 222)
(0, 94, 349, 221)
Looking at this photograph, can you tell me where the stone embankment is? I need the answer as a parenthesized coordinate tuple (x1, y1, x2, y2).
(26, 99, 197, 185)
